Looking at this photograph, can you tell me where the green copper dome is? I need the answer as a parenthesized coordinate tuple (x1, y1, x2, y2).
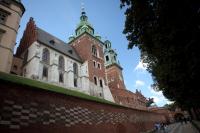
(104, 40, 121, 68)
(104, 40, 112, 49)
(95, 34, 101, 40)
(75, 9, 94, 36)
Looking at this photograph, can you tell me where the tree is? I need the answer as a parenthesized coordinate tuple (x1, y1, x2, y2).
(146, 98, 154, 107)
(163, 102, 176, 111)
(120, 0, 200, 109)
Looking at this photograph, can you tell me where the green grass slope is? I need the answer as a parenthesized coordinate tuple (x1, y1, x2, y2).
(0, 72, 118, 106)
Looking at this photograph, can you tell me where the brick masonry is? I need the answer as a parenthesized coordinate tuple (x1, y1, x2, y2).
(15, 17, 37, 57)
(106, 65, 126, 90)
(0, 81, 166, 133)
(70, 34, 106, 84)
(106, 64, 148, 110)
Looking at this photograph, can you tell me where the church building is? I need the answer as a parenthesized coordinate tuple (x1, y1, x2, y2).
(1, 1, 148, 109)
(12, 8, 114, 102)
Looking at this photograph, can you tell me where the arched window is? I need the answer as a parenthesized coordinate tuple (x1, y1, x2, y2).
(99, 79, 103, 88)
(92, 45, 97, 56)
(97, 63, 101, 69)
(105, 44, 108, 49)
(73, 63, 78, 87)
(59, 73, 64, 83)
(106, 56, 109, 61)
(42, 48, 50, 64)
(74, 78, 77, 87)
(42, 66, 48, 78)
(94, 77, 97, 85)
(73, 63, 78, 76)
(58, 56, 64, 70)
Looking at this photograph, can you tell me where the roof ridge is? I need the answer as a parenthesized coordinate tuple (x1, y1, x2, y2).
(36, 27, 67, 45)
(36, 27, 83, 63)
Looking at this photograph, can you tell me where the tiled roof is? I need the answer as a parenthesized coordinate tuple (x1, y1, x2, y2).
(37, 28, 82, 63)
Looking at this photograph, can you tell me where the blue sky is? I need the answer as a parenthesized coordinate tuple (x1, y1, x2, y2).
(17, 0, 171, 106)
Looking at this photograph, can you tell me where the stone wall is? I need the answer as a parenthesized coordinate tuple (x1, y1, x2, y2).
(10, 56, 23, 75)
(0, 80, 166, 133)
(0, 1, 25, 73)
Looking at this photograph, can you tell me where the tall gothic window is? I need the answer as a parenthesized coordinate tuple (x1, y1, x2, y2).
(99, 79, 103, 88)
(92, 45, 97, 57)
(74, 78, 77, 87)
(58, 56, 64, 70)
(73, 63, 78, 76)
(94, 77, 97, 85)
(73, 63, 78, 87)
(59, 73, 64, 83)
(42, 48, 50, 64)
(42, 66, 48, 78)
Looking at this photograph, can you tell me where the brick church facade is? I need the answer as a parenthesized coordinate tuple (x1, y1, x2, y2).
(1, 1, 148, 110)
(104, 40, 148, 110)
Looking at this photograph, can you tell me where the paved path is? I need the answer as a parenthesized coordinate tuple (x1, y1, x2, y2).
(155, 122, 199, 133)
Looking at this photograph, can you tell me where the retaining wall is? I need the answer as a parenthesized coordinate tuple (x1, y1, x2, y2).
(0, 79, 166, 133)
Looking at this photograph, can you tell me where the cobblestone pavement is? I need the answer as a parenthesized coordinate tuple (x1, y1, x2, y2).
(155, 122, 199, 133)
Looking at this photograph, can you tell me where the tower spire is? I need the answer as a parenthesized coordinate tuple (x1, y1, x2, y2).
(80, 2, 87, 21)
(81, 2, 85, 15)
(74, 2, 94, 36)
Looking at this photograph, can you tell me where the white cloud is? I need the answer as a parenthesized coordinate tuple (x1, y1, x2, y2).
(150, 95, 168, 105)
(151, 96, 161, 103)
(166, 100, 174, 104)
(135, 80, 145, 88)
(134, 60, 147, 71)
(148, 86, 171, 106)
(148, 86, 163, 96)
